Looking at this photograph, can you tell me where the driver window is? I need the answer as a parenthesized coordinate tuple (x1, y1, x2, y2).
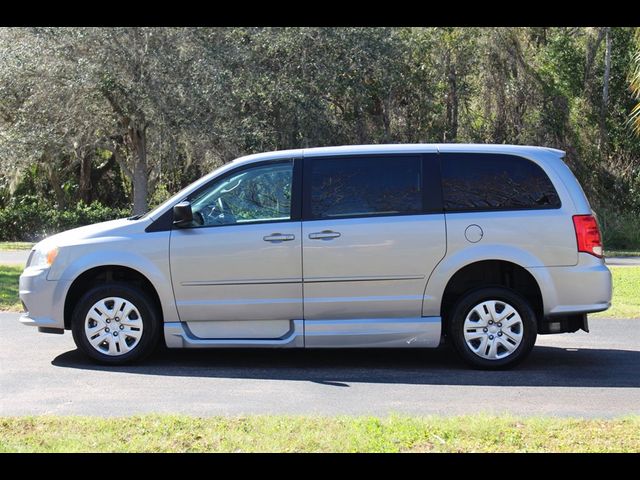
(188, 160, 293, 227)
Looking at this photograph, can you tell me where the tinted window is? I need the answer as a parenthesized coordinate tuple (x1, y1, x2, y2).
(188, 161, 293, 226)
(308, 156, 422, 219)
(441, 153, 561, 212)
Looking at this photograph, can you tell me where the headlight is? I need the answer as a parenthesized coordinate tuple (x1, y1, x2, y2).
(28, 245, 59, 268)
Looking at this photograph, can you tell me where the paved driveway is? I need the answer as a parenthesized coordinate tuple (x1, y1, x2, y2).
(1, 313, 638, 418)
(606, 256, 640, 266)
(0, 250, 29, 266)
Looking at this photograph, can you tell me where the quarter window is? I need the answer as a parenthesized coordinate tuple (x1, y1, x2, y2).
(308, 156, 423, 219)
(441, 153, 561, 212)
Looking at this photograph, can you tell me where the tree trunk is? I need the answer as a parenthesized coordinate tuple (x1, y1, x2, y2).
(599, 27, 612, 150)
(48, 165, 66, 209)
(78, 151, 92, 204)
(447, 62, 459, 142)
(584, 28, 606, 88)
(130, 126, 149, 215)
(132, 160, 148, 215)
(381, 95, 391, 142)
(91, 151, 117, 186)
(493, 64, 507, 143)
(355, 104, 366, 143)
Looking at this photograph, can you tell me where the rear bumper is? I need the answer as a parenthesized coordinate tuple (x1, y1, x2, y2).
(527, 253, 612, 317)
(19, 266, 68, 330)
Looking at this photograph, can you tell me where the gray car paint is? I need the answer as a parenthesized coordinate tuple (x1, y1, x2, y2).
(19, 144, 612, 350)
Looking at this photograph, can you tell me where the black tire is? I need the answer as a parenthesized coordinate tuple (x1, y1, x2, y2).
(71, 282, 160, 365)
(448, 287, 537, 370)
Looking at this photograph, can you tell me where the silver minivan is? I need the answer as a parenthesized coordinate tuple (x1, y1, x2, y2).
(19, 144, 612, 368)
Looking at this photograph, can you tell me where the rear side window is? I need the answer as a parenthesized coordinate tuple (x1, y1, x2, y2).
(307, 156, 422, 219)
(441, 153, 561, 212)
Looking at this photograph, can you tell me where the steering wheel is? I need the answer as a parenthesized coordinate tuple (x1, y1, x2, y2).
(198, 196, 236, 226)
(217, 196, 233, 215)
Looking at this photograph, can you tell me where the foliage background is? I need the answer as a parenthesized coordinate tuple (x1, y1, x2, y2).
(0, 27, 638, 246)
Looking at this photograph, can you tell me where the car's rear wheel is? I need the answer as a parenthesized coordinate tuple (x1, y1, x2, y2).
(448, 287, 537, 369)
(71, 283, 160, 364)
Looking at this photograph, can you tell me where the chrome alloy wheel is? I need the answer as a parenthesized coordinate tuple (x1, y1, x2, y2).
(84, 297, 144, 356)
(463, 300, 523, 360)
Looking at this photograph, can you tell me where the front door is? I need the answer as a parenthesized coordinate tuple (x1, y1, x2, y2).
(302, 153, 446, 321)
(170, 158, 302, 339)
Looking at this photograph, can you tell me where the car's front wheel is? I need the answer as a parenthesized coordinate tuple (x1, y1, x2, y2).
(448, 287, 537, 369)
(71, 283, 160, 364)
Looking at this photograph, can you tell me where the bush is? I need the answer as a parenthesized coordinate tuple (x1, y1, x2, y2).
(0, 198, 130, 242)
(598, 208, 640, 251)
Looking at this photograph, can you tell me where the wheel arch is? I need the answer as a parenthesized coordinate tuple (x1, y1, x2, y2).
(438, 260, 544, 330)
(64, 265, 164, 330)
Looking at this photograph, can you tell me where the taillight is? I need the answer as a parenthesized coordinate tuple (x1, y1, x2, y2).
(572, 214, 603, 258)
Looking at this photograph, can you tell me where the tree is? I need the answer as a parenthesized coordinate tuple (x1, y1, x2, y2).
(0, 28, 118, 207)
(600, 27, 612, 148)
(1, 27, 639, 245)
(630, 28, 640, 136)
(80, 27, 184, 214)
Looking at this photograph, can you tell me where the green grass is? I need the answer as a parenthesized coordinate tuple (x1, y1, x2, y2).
(0, 265, 22, 311)
(592, 266, 640, 319)
(0, 241, 33, 251)
(0, 415, 638, 452)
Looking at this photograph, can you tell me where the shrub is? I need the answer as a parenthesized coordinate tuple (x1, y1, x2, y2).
(0, 199, 130, 242)
(598, 208, 640, 251)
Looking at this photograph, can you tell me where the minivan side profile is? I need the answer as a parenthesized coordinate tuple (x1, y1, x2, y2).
(19, 144, 612, 369)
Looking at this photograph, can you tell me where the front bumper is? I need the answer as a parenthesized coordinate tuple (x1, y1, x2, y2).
(19, 266, 69, 331)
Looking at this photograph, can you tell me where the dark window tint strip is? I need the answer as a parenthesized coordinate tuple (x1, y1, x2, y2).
(307, 155, 423, 219)
(440, 153, 561, 212)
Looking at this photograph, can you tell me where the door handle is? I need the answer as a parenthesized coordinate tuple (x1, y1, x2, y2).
(263, 233, 295, 242)
(308, 230, 341, 240)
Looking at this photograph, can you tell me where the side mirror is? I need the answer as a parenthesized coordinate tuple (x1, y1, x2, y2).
(173, 201, 194, 227)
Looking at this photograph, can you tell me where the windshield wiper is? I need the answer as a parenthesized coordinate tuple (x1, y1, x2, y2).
(127, 213, 145, 220)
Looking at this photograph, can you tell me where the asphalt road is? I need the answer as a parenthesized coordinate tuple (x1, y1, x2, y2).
(1, 312, 638, 418)
(607, 256, 640, 266)
(0, 250, 29, 266)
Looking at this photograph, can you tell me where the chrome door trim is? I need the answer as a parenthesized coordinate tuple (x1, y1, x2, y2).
(304, 274, 425, 283)
(181, 277, 302, 286)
